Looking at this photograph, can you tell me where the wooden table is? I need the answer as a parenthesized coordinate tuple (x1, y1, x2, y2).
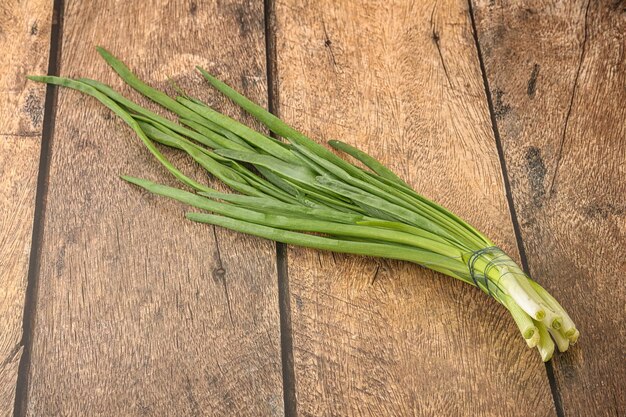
(1, 1, 624, 416)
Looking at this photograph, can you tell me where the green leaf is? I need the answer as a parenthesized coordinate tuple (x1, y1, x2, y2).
(215, 149, 318, 185)
(96, 47, 200, 119)
(186, 212, 468, 277)
(79, 78, 223, 150)
(28, 75, 212, 193)
(177, 97, 299, 164)
(178, 117, 251, 149)
(328, 139, 409, 187)
(199, 191, 362, 224)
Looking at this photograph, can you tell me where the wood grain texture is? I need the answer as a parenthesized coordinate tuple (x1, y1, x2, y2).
(473, 1, 625, 416)
(0, 1, 52, 415)
(24, 0, 283, 415)
(273, 0, 555, 415)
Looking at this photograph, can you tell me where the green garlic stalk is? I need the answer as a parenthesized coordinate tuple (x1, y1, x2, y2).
(28, 47, 578, 361)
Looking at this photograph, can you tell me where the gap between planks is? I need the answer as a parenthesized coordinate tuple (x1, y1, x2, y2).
(264, 0, 297, 415)
(13, 0, 66, 416)
(466, 1, 565, 417)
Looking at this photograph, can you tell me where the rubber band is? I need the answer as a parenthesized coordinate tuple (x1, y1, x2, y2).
(467, 246, 501, 296)
(467, 246, 531, 298)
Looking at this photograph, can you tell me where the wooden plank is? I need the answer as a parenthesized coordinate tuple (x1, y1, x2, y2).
(24, 1, 283, 415)
(273, 0, 555, 415)
(473, 1, 625, 415)
(0, 1, 52, 414)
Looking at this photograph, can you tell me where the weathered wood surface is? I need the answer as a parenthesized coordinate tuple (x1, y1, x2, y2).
(4, 0, 624, 415)
(0, 1, 52, 415)
(273, 0, 555, 415)
(22, 0, 283, 415)
(474, 1, 626, 416)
